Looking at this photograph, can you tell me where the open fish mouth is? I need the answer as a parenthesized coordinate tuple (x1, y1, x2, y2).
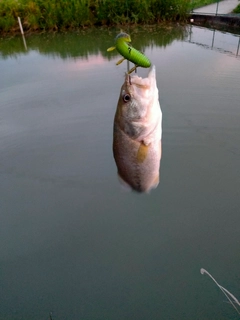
(122, 65, 158, 107)
(125, 65, 156, 89)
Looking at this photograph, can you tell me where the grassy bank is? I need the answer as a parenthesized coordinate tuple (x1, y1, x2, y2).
(0, 0, 225, 34)
(233, 4, 240, 13)
(0, 0, 191, 34)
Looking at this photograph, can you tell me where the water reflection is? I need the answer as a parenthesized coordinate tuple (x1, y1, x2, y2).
(113, 66, 162, 193)
(1, 23, 240, 320)
(187, 24, 240, 57)
(1, 25, 240, 62)
(0, 26, 187, 59)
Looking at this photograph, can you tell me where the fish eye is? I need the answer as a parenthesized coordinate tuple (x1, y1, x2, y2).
(123, 93, 131, 102)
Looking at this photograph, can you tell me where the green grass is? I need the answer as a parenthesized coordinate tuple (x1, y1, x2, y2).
(0, 0, 191, 34)
(190, 0, 221, 10)
(0, 0, 91, 32)
(233, 3, 240, 13)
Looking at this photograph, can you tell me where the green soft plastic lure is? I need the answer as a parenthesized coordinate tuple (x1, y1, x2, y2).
(107, 32, 151, 74)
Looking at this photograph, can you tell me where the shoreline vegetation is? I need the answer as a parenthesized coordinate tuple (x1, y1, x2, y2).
(0, 0, 221, 35)
(233, 4, 240, 13)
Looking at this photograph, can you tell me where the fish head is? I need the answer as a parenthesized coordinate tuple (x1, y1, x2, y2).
(115, 65, 161, 140)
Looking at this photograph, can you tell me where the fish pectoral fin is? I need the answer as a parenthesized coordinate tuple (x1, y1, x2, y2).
(107, 46, 116, 52)
(137, 143, 149, 163)
(116, 57, 126, 65)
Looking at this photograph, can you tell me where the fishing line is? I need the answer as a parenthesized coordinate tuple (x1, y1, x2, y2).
(126, 0, 130, 73)
(200, 268, 240, 315)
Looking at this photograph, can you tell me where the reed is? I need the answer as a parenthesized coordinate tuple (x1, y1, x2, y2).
(0, 0, 191, 34)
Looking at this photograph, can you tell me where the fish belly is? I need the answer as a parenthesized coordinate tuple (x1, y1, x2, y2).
(113, 122, 161, 193)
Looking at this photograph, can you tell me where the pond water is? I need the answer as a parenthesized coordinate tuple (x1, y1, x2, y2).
(0, 25, 240, 320)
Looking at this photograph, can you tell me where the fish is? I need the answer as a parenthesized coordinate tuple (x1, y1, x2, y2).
(113, 65, 162, 193)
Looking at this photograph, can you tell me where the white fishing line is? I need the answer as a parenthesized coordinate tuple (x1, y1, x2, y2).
(200, 268, 240, 315)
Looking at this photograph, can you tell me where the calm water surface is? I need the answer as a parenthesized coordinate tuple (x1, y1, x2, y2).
(0, 25, 240, 320)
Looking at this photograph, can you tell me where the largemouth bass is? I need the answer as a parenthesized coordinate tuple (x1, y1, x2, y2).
(113, 65, 162, 193)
